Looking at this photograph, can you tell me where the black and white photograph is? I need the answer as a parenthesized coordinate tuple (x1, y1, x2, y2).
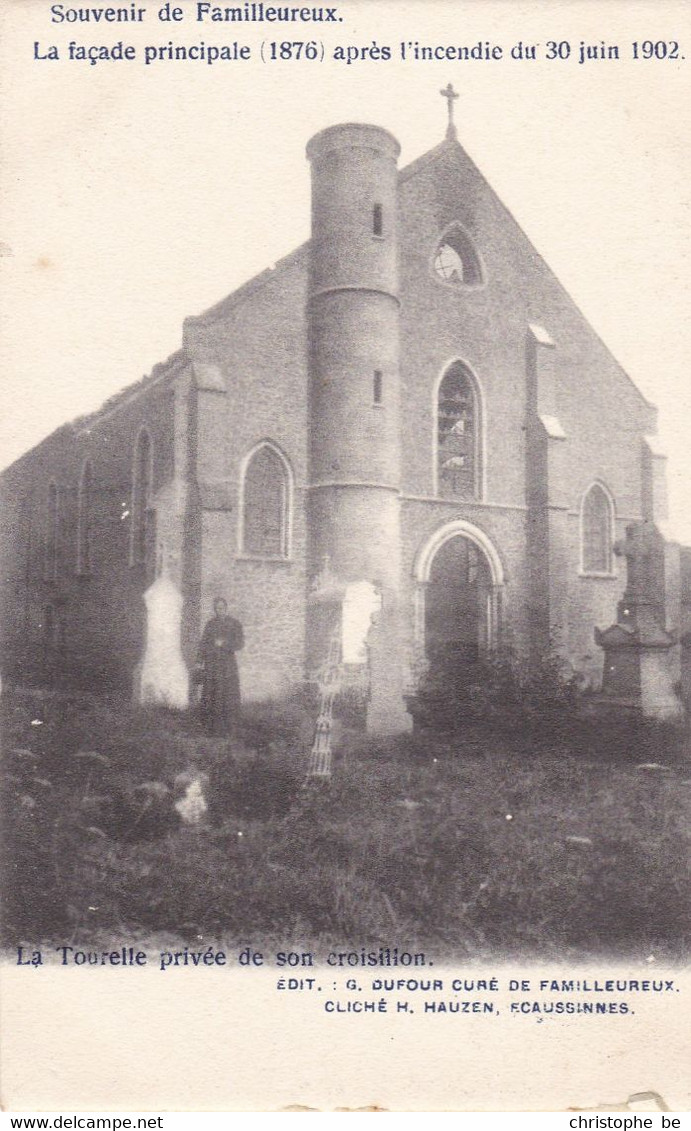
(1, 0, 689, 1113)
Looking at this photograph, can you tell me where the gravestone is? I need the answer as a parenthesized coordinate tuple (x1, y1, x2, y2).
(594, 522, 683, 721)
(135, 573, 190, 709)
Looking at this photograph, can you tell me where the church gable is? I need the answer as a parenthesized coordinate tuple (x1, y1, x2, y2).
(397, 138, 655, 516)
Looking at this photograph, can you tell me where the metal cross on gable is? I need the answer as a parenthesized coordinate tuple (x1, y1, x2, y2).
(440, 83, 459, 140)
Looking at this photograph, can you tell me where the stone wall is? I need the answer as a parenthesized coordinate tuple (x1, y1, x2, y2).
(0, 366, 178, 691)
(184, 250, 310, 701)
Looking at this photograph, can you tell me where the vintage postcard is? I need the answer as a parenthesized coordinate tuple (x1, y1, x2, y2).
(1, 0, 690, 1114)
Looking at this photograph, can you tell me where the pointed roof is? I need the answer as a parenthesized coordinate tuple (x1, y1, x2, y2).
(400, 134, 655, 415)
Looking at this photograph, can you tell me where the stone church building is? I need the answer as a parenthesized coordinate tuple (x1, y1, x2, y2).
(2, 106, 689, 731)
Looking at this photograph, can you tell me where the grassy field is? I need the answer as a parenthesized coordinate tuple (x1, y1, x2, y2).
(2, 686, 689, 963)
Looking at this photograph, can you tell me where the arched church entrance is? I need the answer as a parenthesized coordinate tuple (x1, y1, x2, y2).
(413, 520, 504, 688)
(425, 536, 491, 674)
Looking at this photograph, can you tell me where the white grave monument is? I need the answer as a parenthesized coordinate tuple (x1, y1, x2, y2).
(137, 573, 190, 709)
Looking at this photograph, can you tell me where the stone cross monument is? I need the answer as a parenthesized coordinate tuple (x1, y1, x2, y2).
(595, 521, 683, 721)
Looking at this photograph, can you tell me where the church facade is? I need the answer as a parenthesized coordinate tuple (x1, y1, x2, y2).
(2, 113, 688, 730)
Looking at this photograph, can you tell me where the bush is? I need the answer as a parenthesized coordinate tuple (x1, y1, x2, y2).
(412, 645, 581, 738)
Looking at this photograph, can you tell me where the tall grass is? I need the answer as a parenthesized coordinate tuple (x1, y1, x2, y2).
(2, 687, 689, 962)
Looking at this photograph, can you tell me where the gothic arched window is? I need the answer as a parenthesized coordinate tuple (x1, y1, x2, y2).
(44, 481, 59, 580)
(241, 443, 291, 558)
(433, 224, 483, 287)
(581, 483, 614, 574)
(131, 429, 153, 568)
(436, 362, 481, 500)
(77, 459, 93, 575)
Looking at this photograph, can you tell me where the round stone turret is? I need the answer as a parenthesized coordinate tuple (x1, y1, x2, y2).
(307, 123, 400, 299)
(306, 122, 409, 733)
(306, 122, 402, 535)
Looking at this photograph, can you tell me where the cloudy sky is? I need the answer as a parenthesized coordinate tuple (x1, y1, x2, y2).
(2, 0, 689, 537)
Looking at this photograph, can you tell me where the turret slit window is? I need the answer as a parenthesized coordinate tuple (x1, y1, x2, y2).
(131, 429, 153, 568)
(373, 203, 383, 237)
(373, 370, 383, 405)
(44, 481, 59, 580)
(581, 483, 614, 574)
(436, 362, 481, 500)
(433, 223, 483, 287)
(242, 443, 291, 558)
(77, 459, 93, 575)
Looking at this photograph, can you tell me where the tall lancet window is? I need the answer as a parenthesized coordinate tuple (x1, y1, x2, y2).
(44, 481, 59, 580)
(436, 362, 480, 500)
(581, 483, 614, 574)
(77, 460, 93, 575)
(241, 443, 291, 558)
(131, 429, 153, 568)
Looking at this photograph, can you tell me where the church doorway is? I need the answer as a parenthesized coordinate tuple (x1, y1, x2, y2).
(424, 536, 491, 677)
(413, 519, 504, 689)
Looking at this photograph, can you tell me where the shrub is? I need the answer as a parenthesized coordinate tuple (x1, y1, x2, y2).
(412, 645, 581, 739)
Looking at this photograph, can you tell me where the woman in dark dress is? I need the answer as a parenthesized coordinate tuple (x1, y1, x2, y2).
(197, 598, 244, 737)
